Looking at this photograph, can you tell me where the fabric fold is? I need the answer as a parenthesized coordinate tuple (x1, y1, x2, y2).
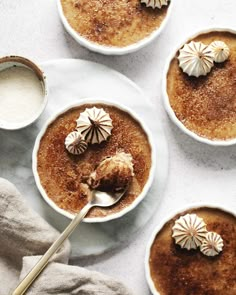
(0, 178, 133, 295)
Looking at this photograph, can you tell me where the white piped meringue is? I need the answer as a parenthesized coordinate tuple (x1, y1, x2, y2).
(209, 41, 230, 63)
(76, 107, 113, 144)
(65, 131, 88, 155)
(178, 41, 214, 77)
(172, 213, 207, 250)
(141, 0, 169, 9)
(200, 232, 224, 257)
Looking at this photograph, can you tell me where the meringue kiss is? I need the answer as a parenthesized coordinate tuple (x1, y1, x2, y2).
(65, 130, 88, 155)
(209, 41, 230, 63)
(76, 107, 113, 144)
(172, 213, 207, 250)
(200, 232, 224, 257)
(178, 41, 214, 77)
(141, 0, 169, 9)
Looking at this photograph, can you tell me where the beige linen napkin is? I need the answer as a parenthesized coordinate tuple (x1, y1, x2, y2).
(0, 178, 133, 295)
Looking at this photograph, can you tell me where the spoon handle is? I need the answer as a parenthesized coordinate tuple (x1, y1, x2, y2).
(11, 202, 92, 295)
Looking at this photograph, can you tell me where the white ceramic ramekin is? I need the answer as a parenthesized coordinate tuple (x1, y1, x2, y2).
(163, 27, 236, 146)
(57, 0, 173, 55)
(0, 55, 48, 130)
(145, 203, 236, 295)
(32, 98, 156, 223)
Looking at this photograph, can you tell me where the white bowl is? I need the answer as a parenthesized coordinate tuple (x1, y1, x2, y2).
(163, 27, 236, 146)
(0, 55, 48, 130)
(145, 203, 236, 295)
(32, 98, 156, 223)
(57, 0, 173, 55)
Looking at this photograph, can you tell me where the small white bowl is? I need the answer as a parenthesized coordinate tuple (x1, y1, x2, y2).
(163, 27, 236, 146)
(57, 0, 173, 55)
(32, 98, 156, 223)
(0, 55, 48, 130)
(145, 203, 236, 295)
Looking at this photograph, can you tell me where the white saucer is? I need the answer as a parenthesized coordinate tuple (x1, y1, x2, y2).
(0, 59, 168, 257)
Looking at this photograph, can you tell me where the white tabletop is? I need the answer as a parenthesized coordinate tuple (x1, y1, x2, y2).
(0, 1, 236, 294)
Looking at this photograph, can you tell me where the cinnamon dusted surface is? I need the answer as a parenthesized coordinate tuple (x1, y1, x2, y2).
(37, 103, 151, 218)
(60, 0, 169, 47)
(149, 207, 236, 295)
(167, 31, 236, 141)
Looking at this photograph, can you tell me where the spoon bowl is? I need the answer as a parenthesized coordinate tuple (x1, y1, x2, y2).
(90, 189, 126, 207)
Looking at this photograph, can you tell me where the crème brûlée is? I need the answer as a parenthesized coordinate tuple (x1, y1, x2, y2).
(167, 31, 236, 141)
(37, 103, 152, 218)
(60, 0, 170, 47)
(149, 207, 236, 295)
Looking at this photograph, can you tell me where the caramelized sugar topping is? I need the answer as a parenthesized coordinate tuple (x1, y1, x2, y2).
(167, 32, 236, 140)
(37, 104, 151, 218)
(60, 0, 169, 47)
(149, 208, 236, 295)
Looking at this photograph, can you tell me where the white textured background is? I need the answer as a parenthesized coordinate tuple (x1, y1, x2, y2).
(0, 1, 236, 294)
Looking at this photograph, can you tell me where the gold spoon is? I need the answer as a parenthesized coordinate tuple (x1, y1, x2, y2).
(12, 188, 126, 295)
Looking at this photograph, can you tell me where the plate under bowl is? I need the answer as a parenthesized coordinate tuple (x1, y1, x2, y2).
(32, 98, 156, 223)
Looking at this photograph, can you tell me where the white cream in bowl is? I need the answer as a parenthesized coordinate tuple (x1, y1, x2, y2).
(0, 56, 47, 130)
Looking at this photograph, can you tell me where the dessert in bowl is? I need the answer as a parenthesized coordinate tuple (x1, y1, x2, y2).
(33, 99, 156, 222)
(58, 0, 173, 55)
(145, 204, 236, 295)
(0, 56, 47, 130)
(163, 28, 236, 145)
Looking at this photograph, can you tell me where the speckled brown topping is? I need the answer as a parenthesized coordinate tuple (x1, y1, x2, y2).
(167, 31, 236, 141)
(60, 0, 169, 47)
(149, 207, 236, 295)
(37, 103, 151, 218)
